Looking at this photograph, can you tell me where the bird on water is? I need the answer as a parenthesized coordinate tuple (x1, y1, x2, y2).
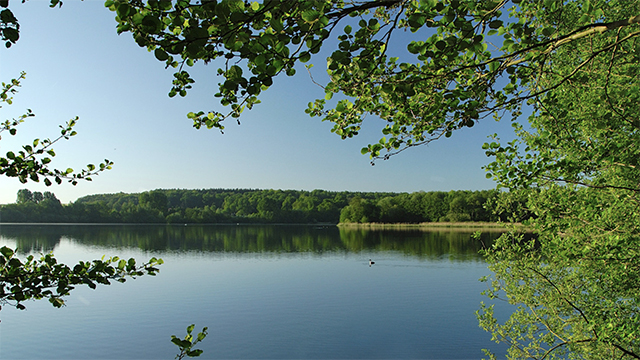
(369, 259, 375, 267)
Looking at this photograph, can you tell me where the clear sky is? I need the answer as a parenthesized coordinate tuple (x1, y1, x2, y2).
(0, 1, 516, 204)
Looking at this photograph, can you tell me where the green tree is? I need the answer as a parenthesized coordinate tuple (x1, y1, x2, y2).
(483, 189, 533, 223)
(179, 191, 203, 209)
(340, 197, 378, 223)
(16, 188, 33, 204)
(281, 194, 296, 212)
(316, 198, 339, 222)
(376, 196, 407, 223)
(475, 1, 640, 358)
(444, 194, 471, 222)
(139, 189, 169, 214)
(422, 191, 447, 222)
(32, 191, 43, 204)
(42, 191, 59, 203)
(256, 196, 279, 221)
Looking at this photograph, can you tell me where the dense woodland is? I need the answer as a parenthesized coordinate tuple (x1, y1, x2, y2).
(0, 188, 523, 224)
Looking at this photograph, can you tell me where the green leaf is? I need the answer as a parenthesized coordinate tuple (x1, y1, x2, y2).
(154, 48, 169, 61)
(186, 349, 203, 357)
(1, 246, 14, 258)
(171, 337, 187, 347)
(301, 10, 320, 23)
(299, 52, 311, 63)
(489, 20, 502, 29)
(227, 65, 243, 80)
(116, 3, 131, 18)
(407, 42, 423, 54)
(3, 27, 18, 42)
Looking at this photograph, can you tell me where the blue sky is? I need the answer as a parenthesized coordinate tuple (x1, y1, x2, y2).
(0, 1, 516, 204)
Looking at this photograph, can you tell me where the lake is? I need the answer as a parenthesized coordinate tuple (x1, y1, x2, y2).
(0, 224, 509, 359)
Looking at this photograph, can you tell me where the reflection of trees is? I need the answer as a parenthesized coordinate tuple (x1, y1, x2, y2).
(0, 225, 64, 253)
(0, 225, 502, 259)
(339, 228, 501, 260)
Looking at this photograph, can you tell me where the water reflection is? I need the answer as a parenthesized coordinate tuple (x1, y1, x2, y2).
(0, 224, 502, 260)
(0, 224, 510, 359)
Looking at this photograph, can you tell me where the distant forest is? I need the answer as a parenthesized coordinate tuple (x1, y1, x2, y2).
(0, 188, 527, 224)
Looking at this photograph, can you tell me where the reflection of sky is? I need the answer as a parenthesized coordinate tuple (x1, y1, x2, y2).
(0, 239, 509, 359)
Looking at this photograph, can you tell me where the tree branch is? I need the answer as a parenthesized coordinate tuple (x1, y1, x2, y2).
(325, 0, 405, 19)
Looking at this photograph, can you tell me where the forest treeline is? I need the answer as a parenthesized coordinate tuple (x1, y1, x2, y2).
(0, 188, 529, 224)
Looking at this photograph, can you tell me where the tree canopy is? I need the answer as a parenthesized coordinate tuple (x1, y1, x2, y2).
(107, 0, 639, 160)
(476, 0, 640, 355)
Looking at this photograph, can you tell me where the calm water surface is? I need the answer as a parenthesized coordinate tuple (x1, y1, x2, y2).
(0, 224, 508, 359)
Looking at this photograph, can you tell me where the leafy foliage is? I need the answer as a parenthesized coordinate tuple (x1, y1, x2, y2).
(107, 0, 639, 162)
(0, 0, 62, 48)
(479, 190, 640, 359)
(475, 0, 640, 357)
(1, 73, 113, 185)
(0, 245, 163, 312)
(171, 324, 208, 359)
(2, 1, 112, 185)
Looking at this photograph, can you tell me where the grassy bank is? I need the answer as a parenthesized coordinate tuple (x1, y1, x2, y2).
(337, 221, 520, 231)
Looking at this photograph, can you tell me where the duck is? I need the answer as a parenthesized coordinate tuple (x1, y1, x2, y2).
(369, 259, 375, 267)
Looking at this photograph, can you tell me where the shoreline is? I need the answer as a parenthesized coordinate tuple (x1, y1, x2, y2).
(0, 221, 524, 231)
(337, 221, 522, 231)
